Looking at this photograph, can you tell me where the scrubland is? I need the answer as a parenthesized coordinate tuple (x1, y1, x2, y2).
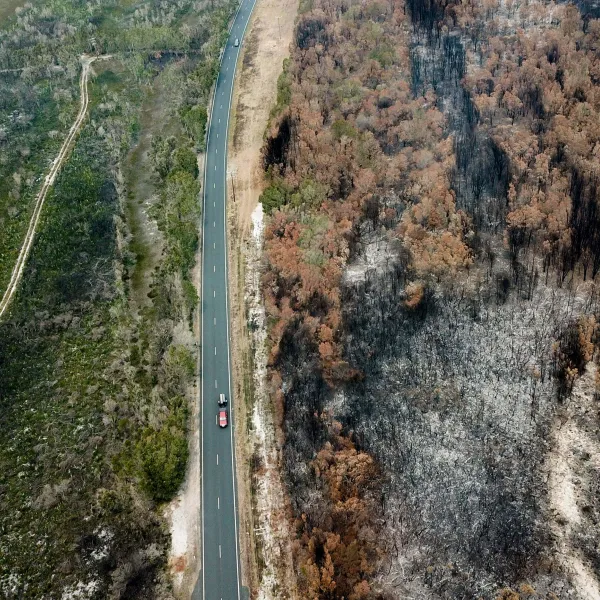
(0, 0, 237, 596)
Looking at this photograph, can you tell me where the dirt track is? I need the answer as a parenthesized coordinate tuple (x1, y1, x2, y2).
(0, 55, 100, 319)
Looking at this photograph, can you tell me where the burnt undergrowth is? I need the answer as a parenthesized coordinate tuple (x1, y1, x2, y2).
(337, 260, 559, 595)
(262, 0, 600, 597)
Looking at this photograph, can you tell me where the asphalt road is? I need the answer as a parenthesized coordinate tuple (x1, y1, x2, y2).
(199, 1, 256, 599)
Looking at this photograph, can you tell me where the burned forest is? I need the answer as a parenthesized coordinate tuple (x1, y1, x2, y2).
(259, 0, 600, 598)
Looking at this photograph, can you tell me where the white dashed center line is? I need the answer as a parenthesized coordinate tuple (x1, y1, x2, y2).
(217, 454, 219, 465)
(219, 545, 222, 559)
(218, 497, 220, 510)
(214, 380, 218, 388)
(214, 347, 217, 355)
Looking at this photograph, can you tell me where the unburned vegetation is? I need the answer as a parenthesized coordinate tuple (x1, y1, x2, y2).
(260, 0, 600, 597)
(0, 0, 237, 596)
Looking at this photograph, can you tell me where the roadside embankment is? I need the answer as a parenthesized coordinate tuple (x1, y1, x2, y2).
(226, 0, 299, 595)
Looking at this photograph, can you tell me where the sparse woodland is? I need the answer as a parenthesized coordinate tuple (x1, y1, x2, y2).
(0, 0, 236, 597)
(261, 0, 600, 597)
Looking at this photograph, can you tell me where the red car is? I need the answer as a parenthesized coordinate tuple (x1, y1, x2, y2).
(219, 409, 228, 428)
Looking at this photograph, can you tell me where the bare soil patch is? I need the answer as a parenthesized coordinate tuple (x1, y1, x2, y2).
(228, 0, 298, 236)
(546, 363, 600, 600)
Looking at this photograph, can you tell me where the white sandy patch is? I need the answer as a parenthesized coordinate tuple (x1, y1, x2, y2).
(245, 203, 298, 600)
(61, 580, 100, 600)
(166, 366, 201, 597)
(252, 201, 264, 242)
(547, 363, 600, 600)
(567, 556, 600, 600)
(343, 237, 396, 284)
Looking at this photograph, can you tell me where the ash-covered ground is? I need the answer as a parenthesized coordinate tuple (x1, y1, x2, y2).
(334, 235, 599, 596)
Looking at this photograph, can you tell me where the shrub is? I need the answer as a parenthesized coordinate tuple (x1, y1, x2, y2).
(181, 104, 208, 147)
(138, 426, 189, 503)
(271, 58, 292, 118)
(260, 179, 290, 214)
(172, 146, 199, 178)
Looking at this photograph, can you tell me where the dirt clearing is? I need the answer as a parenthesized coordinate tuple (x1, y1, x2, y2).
(228, 0, 298, 236)
(226, 0, 299, 596)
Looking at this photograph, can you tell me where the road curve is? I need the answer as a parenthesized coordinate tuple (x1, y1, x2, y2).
(199, 1, 256, 599)
(0, 55, 99, 320)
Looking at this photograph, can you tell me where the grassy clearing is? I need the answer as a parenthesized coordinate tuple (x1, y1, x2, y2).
(0, 0, 24, 22)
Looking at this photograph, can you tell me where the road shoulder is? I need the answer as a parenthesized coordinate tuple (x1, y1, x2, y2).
(226, 0, 300, 596)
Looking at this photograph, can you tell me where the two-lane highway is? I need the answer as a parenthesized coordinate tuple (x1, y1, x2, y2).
(199, 1, 256, 599)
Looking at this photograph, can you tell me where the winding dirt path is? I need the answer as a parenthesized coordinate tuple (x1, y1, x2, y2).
(0, 55, 102, 319)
